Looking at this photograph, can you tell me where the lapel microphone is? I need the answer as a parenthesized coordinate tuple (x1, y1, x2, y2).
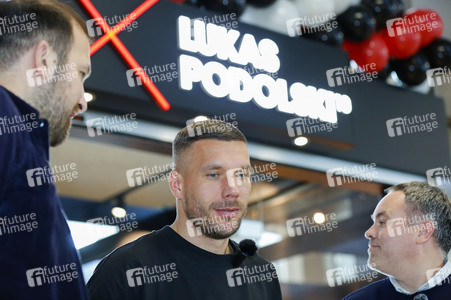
(232, 239, 258, 267)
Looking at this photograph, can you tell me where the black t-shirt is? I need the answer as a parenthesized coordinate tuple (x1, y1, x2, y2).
(88, 226, 283, 300)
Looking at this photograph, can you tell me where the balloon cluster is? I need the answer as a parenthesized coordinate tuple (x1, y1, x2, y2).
(336, 2, 449, 86)
(180, 0, 450, 87)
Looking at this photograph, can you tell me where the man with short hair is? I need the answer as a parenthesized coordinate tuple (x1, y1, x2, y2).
(0, 0, 91, 299)
(88, 120, 283, 300)
(344, 181, 451, 299)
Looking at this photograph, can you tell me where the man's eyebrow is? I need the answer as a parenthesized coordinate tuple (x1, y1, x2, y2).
(371, 211, 389, 221)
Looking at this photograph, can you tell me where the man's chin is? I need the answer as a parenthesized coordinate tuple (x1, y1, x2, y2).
(50, 122, 71, 147)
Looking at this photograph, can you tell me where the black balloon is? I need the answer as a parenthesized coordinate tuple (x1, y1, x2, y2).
(392, 54, 431, 86)
(337, 4, 376, 42)
(204, 0, 247, 17)
(362, 0, 405, 30)
(300, 24, 344, 47)
(185, 0, 205, 7)
(247, 0, 275, 8)
(423, 38, 451, 69)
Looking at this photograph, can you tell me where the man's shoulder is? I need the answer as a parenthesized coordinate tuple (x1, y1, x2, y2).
(343, 278, 391, 300)
(100, 229, 164, 263)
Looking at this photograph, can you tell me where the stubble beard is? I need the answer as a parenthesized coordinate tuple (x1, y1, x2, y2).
(30, 79, 74, 147)
(184, 192, 246, 240)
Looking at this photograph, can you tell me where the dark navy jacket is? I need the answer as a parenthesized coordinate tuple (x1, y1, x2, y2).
(0, 86, 88, 300)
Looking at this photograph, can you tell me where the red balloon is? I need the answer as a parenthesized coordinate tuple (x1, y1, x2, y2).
(380, 27, 421, 59)
(343, 33, 389, 72)
(405, 9, 443, 47)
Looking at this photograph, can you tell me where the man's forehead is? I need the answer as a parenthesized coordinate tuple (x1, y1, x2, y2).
(372, 190, 406, 219)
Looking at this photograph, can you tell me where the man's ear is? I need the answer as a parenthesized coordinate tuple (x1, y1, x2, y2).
(416, 220, 435, 245)
(31, 40, 57, 77)
(169, 170, 183, 200)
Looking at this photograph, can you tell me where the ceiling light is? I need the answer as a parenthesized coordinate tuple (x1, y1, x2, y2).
(294, 136, 308, 146)
(313, 212, 326, 224)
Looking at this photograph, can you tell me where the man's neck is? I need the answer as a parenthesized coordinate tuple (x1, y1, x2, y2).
(394, 255, 445, 293)
(170, 221, 231, 255)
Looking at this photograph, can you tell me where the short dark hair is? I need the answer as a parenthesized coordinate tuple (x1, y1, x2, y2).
(0, 0, 89, 70)
(386, 181, 451, 254)
(172, 119, 247, 173)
